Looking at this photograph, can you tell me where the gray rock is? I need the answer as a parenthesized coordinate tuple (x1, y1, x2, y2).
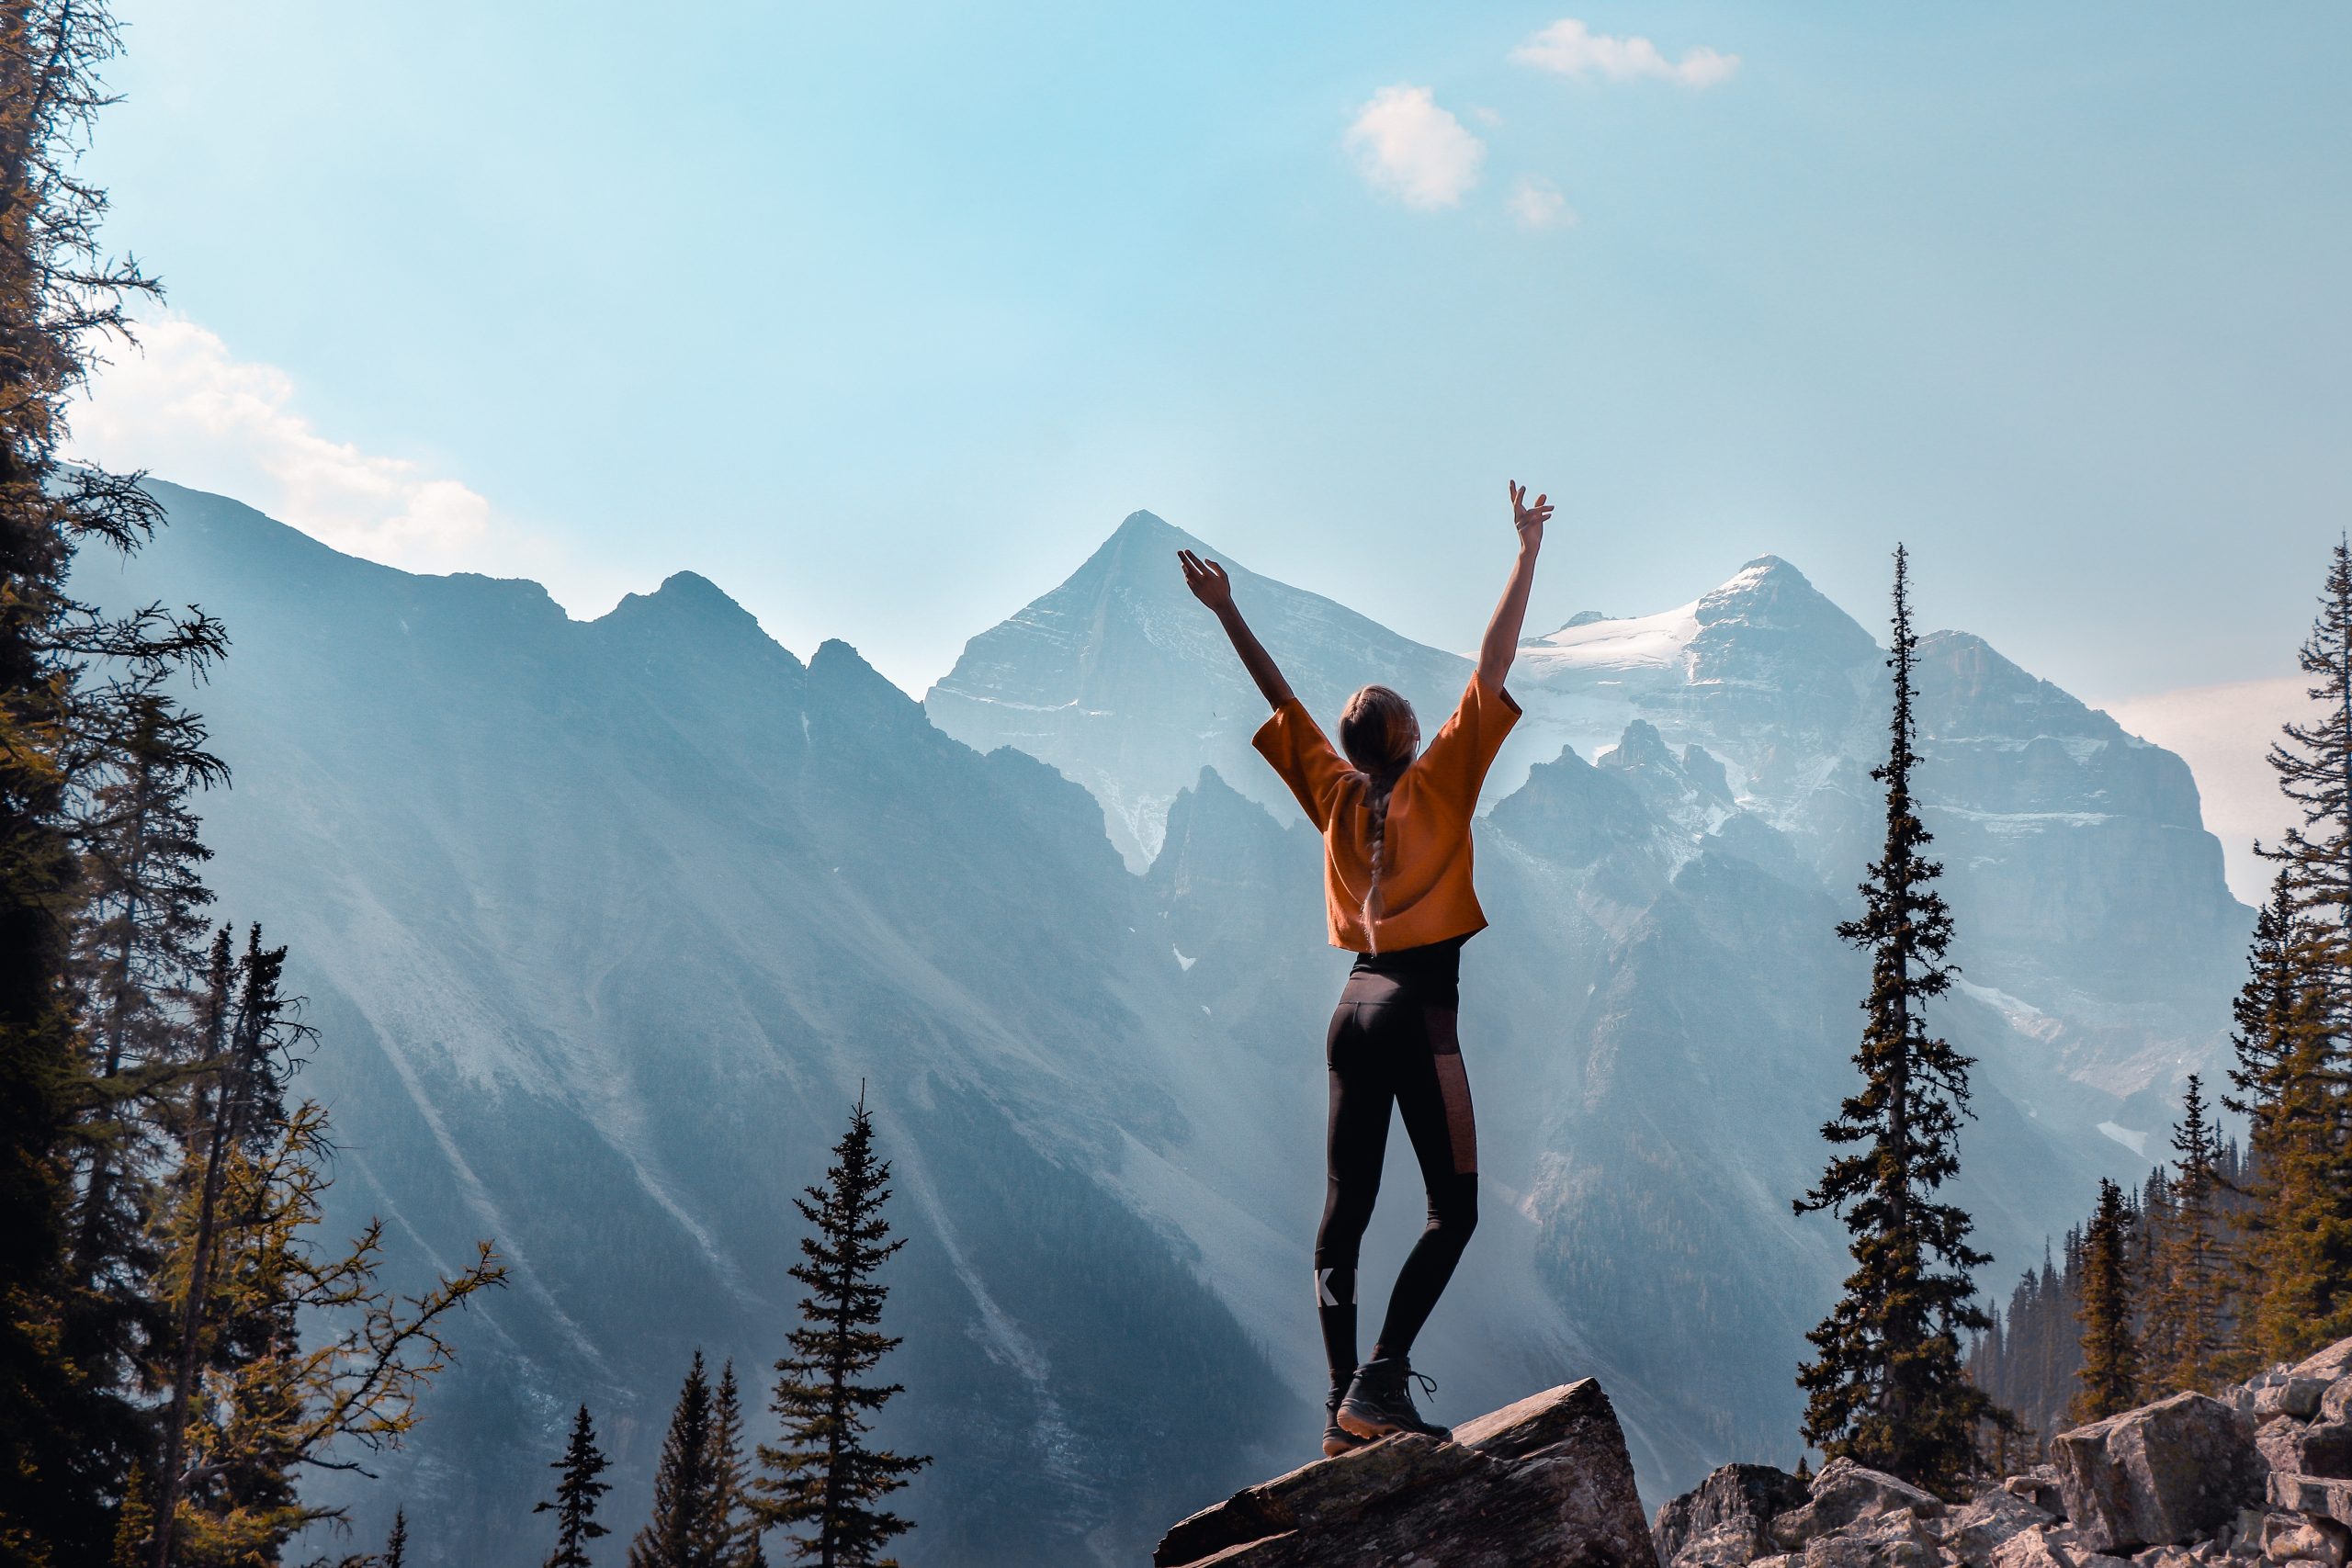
(2293, 1343, 2352, 1385)
(2257, 1383, 2334, 1422)
(2256, 1421, 2352, 1482)
(2138, 1546, 2201, 1568)
(1657, 1465, 1814, 1568)
(1944, 1487, 2062, 1563)
(2006, 1470, 2069, 1519)
(1772, 1460, 1947, 1550)
(2322, 1383, 2352, 1427)
(1994, 1524, 2133, 1568)
(2261, 1515, 2344, 1568)
(1151, 1379, 1653, 1568)
(2271, 1474, 2352, 1525)
(2054, 1392, 2268, 1551)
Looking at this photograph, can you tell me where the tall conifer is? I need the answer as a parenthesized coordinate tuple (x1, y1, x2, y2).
(1794, 545, 2003, 1495)
(2142, 1077, 2224, 1395)
(753, 1092, 928, 1567)
(2233, 540, 2352, 1357)
(630, 1353, 724, 1568)
(2070, 1179, 2141, 1423)
(536, 1405, 611, 1568)
(384, 1507, 409, 1568)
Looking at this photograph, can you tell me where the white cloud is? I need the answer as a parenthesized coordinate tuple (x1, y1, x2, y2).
(1510, 175, 1577, 231)
(1344, 85, 1487, 209)
(1512, 18, 1739, 88)
(66, 315, 556, 582)
(2099, 674, 2303, 906)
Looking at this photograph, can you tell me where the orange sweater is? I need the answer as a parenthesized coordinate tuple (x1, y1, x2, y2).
(1252, 671, 1521, 953)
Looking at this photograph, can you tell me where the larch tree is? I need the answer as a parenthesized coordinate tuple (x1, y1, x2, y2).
(2069, 1179, 2141, 1424)
(753, 1092, 928, 1567)
(535, 1405, 611, 1568)
(1794, 545, 2004, 1495)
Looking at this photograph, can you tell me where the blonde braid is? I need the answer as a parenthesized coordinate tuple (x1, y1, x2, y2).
(1361, 771, 1398, 953)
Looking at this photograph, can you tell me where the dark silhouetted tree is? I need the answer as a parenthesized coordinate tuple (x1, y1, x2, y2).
(1795, 546, 2003, 1495)
(753, 1091, 929, 1566)
(536, 1405, 611, 1568)
(630, 1352, 724, 1568)
(383, 1507, 408, 1568)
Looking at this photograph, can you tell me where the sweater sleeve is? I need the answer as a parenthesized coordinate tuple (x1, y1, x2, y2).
(1414, 671, 1521, 818)
(1251, 698, 1353, 830)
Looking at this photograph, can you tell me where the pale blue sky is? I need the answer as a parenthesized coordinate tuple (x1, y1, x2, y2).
(82, 3, 2351, 711)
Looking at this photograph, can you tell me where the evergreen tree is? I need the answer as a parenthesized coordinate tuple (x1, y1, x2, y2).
(535, 1405, 611, 1568)
(383, 1508, 408, 1568)
(2223, 872, 2347, 1361)
(710, 1363, 766, 1568)
(2070, 1179, 2141, 1423)
(630, 1352, 726, 1568)
(753, 1092, 929, 1566)
(2141, 1077, 2224, 1396)
(2235, 538, 2352, 1357)
(0, 2, 224, 1556)
(1794, 546, 2004, 1495)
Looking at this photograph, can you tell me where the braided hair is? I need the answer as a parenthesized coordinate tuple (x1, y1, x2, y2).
(1338, 684, 1419, 953)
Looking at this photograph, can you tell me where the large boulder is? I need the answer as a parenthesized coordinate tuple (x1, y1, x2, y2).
(2256, 1383, 2334, 1423)
(1657, 1464, 1814, 1568)
(1151, 1380, 1653, 1568)
(2054, 1393, 2268, 1552)
(1991, 1523, 2133, 1568)
(1770, 1459, 1947, 1551)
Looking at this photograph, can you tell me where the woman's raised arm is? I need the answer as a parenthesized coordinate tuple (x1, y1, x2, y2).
(1180, 548, 1297, 711)
(1476, 480, 1553, 692)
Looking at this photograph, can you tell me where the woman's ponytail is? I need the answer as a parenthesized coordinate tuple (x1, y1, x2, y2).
(1338, 684, 1419, 954)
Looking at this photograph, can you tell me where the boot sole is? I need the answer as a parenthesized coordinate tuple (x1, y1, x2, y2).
(1335, 1404, 1400, 1440)
(1322, 1433, 1363, 1458)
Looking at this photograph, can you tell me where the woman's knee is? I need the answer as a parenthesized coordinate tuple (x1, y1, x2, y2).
(1428, 1173, 1478, 1239)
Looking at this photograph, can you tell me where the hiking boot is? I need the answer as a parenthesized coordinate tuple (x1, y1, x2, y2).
(1322, 1391, 1371, 1458)
(1337, 1357, 1451, 1441)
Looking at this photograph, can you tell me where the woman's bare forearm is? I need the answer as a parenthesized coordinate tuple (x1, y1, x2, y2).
(1477, 537, 1541, 690)
(1217, 603, 1296, 710)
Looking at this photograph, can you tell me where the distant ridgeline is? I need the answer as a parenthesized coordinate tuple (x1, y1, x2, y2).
(86, 485, 2248, 1565)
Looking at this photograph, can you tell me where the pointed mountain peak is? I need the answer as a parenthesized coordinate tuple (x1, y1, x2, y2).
(1093, 508, 1216, 573)
(1690, 554, 1875, 662)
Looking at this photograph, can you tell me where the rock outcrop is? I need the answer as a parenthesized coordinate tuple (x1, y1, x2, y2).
(2053, 1392, 2265, 1551)
(1151, 1380, 1652, 1568)
(1641, 1337, 2352, 1568)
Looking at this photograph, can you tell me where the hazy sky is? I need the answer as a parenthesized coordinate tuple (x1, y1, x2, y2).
(72, 3, 2350, 758)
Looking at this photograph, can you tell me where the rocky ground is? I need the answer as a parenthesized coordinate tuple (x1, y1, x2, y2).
(1153, 1339, 2352, 1567)
(1659, 1339, 2352, 1568)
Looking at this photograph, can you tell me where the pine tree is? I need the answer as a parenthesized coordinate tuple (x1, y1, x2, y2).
(0, 2, 225, 1556)
(2234, 537, 2352, 1358)
(383, 1507, 409, 1568)
(2223, 871, 2348, 1362)
(2141, 1077, 2224, 1396)
(710, 1363, 767, 1568)
(631, 1352, 726, 1568)
(753, 1091, 929, 1566)
(2070, 1179, 2141, 1423)
(1793, 546, 2004, 1495)
(536, 1405, 612, 1568)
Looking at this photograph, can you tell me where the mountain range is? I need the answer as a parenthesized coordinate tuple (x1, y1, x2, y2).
(81, 487, 2250, 1567)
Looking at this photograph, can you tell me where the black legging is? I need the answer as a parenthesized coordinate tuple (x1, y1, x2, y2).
(1314, 964, 1479, 1385)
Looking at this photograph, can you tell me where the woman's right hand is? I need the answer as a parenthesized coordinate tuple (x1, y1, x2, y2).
(1179, 548, 1235, 613)
(1510, 480, 1553, 551)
